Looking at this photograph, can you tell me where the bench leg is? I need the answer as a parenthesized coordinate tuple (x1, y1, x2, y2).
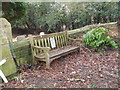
(46, 60, 50, 69)
(45, 54, 50, 69)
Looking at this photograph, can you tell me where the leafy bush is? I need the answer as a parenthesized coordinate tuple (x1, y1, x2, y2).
(83, 27, 118, 49)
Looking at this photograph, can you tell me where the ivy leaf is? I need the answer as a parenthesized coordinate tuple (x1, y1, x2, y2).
(91, 83, 97, 87)
(75, 78, 85, 82)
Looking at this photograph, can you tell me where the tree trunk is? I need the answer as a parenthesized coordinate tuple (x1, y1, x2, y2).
(26, 22, 31, 29)
(91, 15, 94, 24)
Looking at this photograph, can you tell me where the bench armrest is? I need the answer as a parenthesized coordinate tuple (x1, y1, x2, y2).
(33, 46, 50, 61)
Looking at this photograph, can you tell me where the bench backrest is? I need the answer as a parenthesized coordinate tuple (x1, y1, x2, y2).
(29, 31, 70, 54)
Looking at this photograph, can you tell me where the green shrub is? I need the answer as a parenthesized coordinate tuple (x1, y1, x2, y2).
(83, 27, 118, 49)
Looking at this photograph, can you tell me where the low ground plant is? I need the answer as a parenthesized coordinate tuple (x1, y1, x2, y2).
(83, 27, 118, 51)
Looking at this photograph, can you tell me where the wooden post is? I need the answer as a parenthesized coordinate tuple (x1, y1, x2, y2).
(28, 35, 35, 64)
(44, 49, 50, 69)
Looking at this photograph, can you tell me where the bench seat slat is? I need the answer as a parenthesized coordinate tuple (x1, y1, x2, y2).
(35, 45, 79, 59)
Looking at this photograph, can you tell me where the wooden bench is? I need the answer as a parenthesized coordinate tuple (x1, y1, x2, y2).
(29, 31, 81, 69)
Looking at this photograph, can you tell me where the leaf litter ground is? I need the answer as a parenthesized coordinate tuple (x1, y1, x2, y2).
(2, 47, 118, 88)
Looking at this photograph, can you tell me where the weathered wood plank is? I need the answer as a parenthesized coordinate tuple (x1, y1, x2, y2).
(54, 36, 58, 49)
(63, 32, 67, 46)
(41, 39, 44, 47)
(60, 35, 63, 47)
(44, 38, 48, 47)
(47, 37, 50, 47)
(62, 35, 65, 46)
(57, 35, 61, 48)
(35, 46, 79, 59)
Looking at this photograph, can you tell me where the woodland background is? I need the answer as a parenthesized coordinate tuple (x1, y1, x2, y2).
(2, 2, 118, 36)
